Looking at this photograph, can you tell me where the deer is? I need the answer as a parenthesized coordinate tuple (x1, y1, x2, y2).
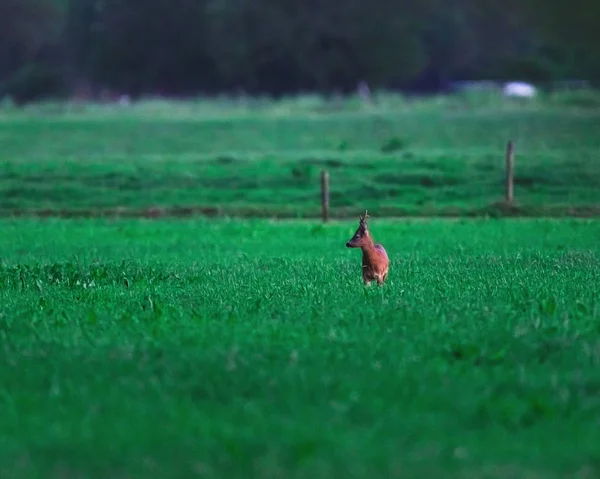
(346, 211, 389, 286)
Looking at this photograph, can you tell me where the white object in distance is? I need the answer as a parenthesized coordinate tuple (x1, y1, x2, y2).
(503, 82, 537, 98)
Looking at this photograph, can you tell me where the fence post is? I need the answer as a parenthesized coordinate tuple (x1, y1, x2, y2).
(505, 140, 515, 205)
(321, 170, 330, 222)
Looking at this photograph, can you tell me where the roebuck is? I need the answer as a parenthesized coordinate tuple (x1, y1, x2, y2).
(346, 211, 389, 286)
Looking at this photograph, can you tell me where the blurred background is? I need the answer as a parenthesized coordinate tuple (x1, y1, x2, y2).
(1, 0, 599, 103)
(0, 0, 599, 219)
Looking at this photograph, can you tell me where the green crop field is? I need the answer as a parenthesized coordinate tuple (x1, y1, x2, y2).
(1, 95, 599, 218)
(1, 217, 600, 478)
(1, 95, 600, 478)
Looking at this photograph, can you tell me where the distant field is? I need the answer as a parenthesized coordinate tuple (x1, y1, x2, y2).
(1, 96, 599, 217)
(1, 217, 599, 478)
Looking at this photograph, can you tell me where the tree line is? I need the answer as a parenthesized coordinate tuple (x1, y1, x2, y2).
(1, 0, 599, 103)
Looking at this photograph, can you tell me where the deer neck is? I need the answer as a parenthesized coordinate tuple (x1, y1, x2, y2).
(360, 237, 377, 256)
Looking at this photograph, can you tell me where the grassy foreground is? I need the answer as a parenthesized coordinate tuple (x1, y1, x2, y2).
(0, 217, 599, 478)
(1, 100, 599, 217)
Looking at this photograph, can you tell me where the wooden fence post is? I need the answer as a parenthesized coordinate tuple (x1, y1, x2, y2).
(505, 140, 515, 205)
(321, 170, 330, 222)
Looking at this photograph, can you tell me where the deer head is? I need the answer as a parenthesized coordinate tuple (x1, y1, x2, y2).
(346, 211, 371, 248)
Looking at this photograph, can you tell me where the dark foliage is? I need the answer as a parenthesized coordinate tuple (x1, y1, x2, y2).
(0, 0, 598, 102)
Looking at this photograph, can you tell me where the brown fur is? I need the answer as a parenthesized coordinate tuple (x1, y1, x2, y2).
(346, 211, 389, 286)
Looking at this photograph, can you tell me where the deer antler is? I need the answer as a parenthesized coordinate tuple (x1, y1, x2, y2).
(360, 210, 369, 222)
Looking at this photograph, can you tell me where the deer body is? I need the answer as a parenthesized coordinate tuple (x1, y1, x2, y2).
(346, 212, 389, 286)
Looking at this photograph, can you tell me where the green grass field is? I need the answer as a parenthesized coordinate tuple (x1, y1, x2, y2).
(1, 95, 599, 217)
(1, 217, 600, 478)
(1, 95, 599, 478)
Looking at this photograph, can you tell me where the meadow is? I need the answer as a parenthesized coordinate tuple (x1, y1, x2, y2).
(0, 93, 599, 217)
(0, 217, 599, 478)
(1, 93, 600, 478)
